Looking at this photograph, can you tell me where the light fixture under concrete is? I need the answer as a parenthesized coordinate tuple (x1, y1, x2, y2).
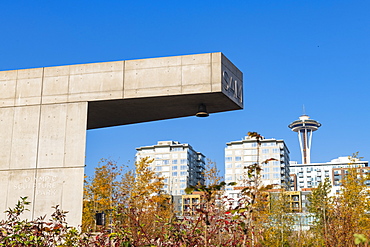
(196, 103, 209, 117)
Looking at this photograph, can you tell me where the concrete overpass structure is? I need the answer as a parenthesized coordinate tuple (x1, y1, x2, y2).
(0, 52, 243, 226)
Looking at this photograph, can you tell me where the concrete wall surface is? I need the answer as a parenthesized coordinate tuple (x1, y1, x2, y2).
(0, 52, 243, 226)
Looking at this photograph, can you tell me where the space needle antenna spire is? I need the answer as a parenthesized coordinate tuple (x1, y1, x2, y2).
(288, 112, 321, 164)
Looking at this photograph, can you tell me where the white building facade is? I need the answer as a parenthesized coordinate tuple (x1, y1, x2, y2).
(224, 135, 291, 198)
(290, 157, 369, 195)
(136, 141, 205, 196)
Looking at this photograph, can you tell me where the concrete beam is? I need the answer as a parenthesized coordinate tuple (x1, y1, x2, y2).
(0, 52, 243, 226)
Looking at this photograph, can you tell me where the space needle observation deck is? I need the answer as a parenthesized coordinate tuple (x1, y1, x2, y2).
(289, 115, 321, 164)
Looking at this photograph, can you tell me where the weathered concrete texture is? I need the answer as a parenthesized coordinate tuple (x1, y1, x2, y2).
(0, 52, 243, 226)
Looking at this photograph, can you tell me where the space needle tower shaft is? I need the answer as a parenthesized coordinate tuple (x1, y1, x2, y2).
(289, 115, 321, 164)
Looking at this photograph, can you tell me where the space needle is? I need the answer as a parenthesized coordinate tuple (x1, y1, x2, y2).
(289, 114, 321, 164)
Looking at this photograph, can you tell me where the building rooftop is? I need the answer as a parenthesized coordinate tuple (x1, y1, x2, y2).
(290, 157, 368, 167)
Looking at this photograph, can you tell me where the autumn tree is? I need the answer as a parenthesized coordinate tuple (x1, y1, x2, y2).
(203, 159, 222, 186)
(227, 132, 273, 246)
(110, 157, 175, 246)
(83, 159, 122, 231)
(307, 153, 370, 247)
(324, 154, 370, 246)
(306, 177, 332, 245)
(262, 191, 295, 247)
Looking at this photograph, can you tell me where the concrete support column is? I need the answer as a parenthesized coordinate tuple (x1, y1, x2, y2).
(0, 102, 87, 225)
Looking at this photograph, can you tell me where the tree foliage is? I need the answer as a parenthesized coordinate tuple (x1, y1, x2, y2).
(307, 153, 370, 246)
(262, 192, 295, 247)
(83, 159, 122, 231)
(4, 142, 370, 246)
(0, 197, 89, 246)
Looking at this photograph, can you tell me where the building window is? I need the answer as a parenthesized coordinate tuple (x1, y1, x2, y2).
(262, 155, 270, 161)
(235, 156, 242, 161)
(180, 165, 187, 170)
(172, 172, 178, 176)
(262, 149, 269, 154)
(172, 160, 178, 164)
(262, 162, 269, 167)
(226, 163, 232, 168)
(225, 157, 232, 162)
(155, 154, 163, 159)
(263, 174, 270, 179)
(270, 160, 280, 166)
(244, 149, 257, 155)
(180, 171, 187, 176)
(163, 160, 169, 165)
(172, 166, 178, 170)
(244, 156, 257, 162)
(180, 159, 187, 164)
(273, 173, 280, 179)
(273, 154, 280, 159)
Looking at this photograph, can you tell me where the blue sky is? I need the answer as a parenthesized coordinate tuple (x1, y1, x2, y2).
(1, 0, 369, 177)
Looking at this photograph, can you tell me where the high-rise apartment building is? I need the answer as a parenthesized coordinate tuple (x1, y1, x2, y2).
(136, 141, 205, 196)
(224, 135, 290, 198)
